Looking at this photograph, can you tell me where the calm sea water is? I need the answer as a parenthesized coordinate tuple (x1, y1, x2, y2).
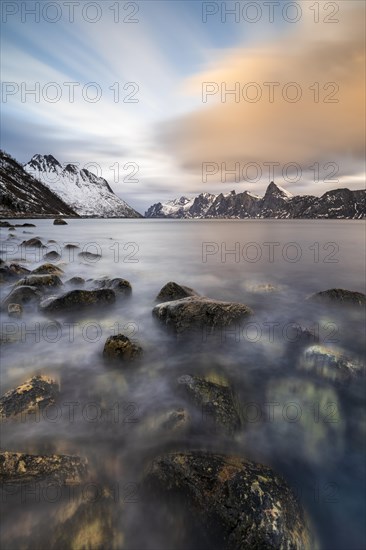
(1, 219, 365, 550)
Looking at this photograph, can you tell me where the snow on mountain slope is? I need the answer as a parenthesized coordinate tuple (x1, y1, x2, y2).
(24, 154, 141, 218)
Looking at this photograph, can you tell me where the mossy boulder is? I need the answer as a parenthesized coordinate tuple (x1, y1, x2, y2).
(40, 289, 115, 313)
(308, 288, 366, 307)
(178, 375, 241, 435)
(0, 375, 59, 419)
(153, 296, 253, 335)
(1, 285, 42, 309)
(156, 281, 199, 302)
(93, 277, 132, 296)
(31, 263, 64, 276)
(8, 303, 22, 318)
(299, 344, 364, 384)
(66, 276, 85, 286)
(0, 452, 87, 485)
(143, 451, 312, 550)
(15, 274, 63, 289)
(21, 238, 44, 248)
(103, 334, 142, 362)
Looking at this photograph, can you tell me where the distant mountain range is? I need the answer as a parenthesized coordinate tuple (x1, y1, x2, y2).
(1, 150, 365, 219)
(0, 151, 141, 218)
(145, 182, 366, 219)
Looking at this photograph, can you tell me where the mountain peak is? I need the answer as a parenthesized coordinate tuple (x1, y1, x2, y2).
(265, 181, 293, 199)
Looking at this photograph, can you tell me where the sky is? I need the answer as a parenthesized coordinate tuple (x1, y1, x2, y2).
(1, 0, 365, 214)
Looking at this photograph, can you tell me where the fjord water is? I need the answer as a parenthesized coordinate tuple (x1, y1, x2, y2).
(1, 219, 365, 550)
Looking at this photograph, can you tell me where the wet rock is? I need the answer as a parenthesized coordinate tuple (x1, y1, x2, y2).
(1, 286, 42, 309)
(40, 289, 115, 313)
(247, 283, 278, 293)
(0, 221, 12, 227)
(0, 263, 31, 283)
(8, 226, 15, 230)
(8, 303, 22, 319)
(156, 281, 199, 302)
(44, 251, 61, 261)
(53, 218, 68, 225)
(31, 263, 64, 276)
(16, 223, 36, 227)
(299, 344, 364, 383)
(0, 375, 59, 419)
(0, 452, 87, 485)
(21, 237, 45, 248)
(66, 276, 85, 286)
(144, 451, 312, 550)
(160, 408, 190, 433)
(153, 296, 253, 335)
(78, 251, 101, 261)
(308, 288, 366, 307)
(64, 243, 79, 249)
(92, 277, 132, 296)
(178, 375, 241, 435)
(15, 274, 63, 289)
(103, 334, 142, 362)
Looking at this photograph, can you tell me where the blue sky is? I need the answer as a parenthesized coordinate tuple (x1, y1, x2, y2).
(1, 1, 365, 213)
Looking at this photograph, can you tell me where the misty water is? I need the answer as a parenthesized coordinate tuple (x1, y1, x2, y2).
(0, 219, 365, 550)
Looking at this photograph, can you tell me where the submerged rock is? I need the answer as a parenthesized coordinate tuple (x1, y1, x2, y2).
(299, 345, 364, 383)
(178, 375, 241, 435)
(78, 251, 101, 261)
(93, 277, 132, 296)
(53, 218, 68, 225)
(31, 263, 64, 276)
(40, 289, 115, 313)
(15, 274, 63, 289)
(8, 303, 23, 319)
(0, 375, 59, 419)
(144, 451, 312, 550)
(0, 452, 87, 485)
(153, 296, 253, 335)
(308, 288, 366, 307)
(156, 281, 199, 302)
(103, 334, 142, 362)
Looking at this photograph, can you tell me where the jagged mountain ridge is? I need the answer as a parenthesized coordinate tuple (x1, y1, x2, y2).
(24, 154, 141, 218)
(145, 182, 366, 219)
(0, 150, 78, 218)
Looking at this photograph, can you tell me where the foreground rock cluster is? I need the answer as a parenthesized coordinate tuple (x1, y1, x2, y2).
(1, 221, 365, 548)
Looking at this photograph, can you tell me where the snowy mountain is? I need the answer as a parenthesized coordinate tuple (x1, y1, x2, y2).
(24, 154, 141, 218)
(145, 182, 366, 219)
(0, 150, 78, 217)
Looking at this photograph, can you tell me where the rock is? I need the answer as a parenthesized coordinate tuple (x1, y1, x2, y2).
(8, 303, 23, 319)
(40, 289, 115, 313)
(21, 238, 44, 248)
(0, 263, 31, 283)
(78, 251, 101, 261)
(0, 221, 12, 227)
(103, 334, 142, 362)
(64, 243, 79, 249)
(0, 452, 87, 485)
(308, 288, 366, 307)
(44, 251, 61, 261)
(156, 281, 199, 302)
(1, 286, 42, 309)
(153, 296, 253, 335)
(8, 226, 15, 230)
(143, 451, 312, 550)
(160, 408, 190, 433)
(66, 276, 85, 286)
(299, 344, 364, 383)
(247, 283, 278, 293)
(31, 263, 64, 276)
(53, 218, 68, 225)
(0, 375, 59, 419)
(15, 274, 63, 289)
(178, 375, 241, 435)
(92, 277, 132, 296)
(16, 223, 36, 227)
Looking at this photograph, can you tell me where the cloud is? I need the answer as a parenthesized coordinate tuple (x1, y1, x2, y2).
(160, 1, 365, 187)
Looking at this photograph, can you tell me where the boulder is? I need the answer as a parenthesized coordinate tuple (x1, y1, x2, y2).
(92, 277, 132, 296)
(78, 251, 101, 261)
(40, 289, 115, 313)
(0, 375, 59, 419)
(1, 286, 42, 309)
(31, 263, 64, 276)
(153, 296, 253, 335)
(0, 452, 87, 485)
(21, 238, 44, 248)
(0, 263, 31, 283)
(43, 251, 61, 261)
(15, 274, 63, 289)
(53, 218, 68, 225)
(66, 276, 85, 286)
(103, 334, 142, 362)
(143, 451, 312, 550)
(308, 288, 366, 307)
(156, 281, 199, 302)
(299, 344, 364, 383)
(178, 375, 241, 435)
